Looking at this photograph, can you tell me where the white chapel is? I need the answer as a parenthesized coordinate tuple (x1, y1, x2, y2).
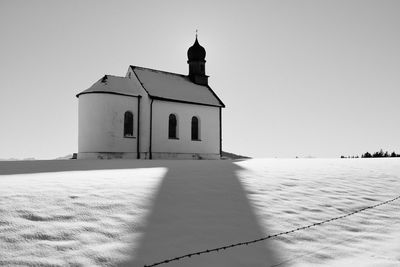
(76, 36, 225, 159)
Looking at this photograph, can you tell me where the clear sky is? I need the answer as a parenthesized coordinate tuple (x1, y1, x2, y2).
(0, 0, 399, 159)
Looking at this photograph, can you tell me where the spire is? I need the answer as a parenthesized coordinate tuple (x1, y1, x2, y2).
(187, 33, 206, 62)
(187, 33, 208, 85)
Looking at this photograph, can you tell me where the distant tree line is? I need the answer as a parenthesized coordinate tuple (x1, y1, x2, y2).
(341, 149, 400, 158)
(361, 149, 400, 158)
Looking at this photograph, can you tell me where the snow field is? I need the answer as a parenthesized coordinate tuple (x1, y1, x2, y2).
(237, 159, 400, 266)
(0, 168, 166, 266)
(0, 159, 399, 266)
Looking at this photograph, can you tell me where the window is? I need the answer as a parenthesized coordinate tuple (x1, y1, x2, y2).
(124, 111, 134, 137)
(191, 116, 200, 140)
(168, 114, 178, 139)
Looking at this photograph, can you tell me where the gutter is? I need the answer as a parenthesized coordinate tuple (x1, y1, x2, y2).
(219, 107, 222, 158)
(137, 96, 141, 159)
(149, 95, 222, 108)
(149, 98, 154, 159)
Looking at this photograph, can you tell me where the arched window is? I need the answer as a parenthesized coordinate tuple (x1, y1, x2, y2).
(191, 116, 200, 140)
(124, 111, 134, 137)
(168, 114, 178, 139)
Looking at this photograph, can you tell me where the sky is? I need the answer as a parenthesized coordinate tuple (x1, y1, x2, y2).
(0, 0, 399, 159)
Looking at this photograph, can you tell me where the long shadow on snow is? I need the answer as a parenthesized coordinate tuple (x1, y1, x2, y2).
(0, 159, 166, 175)
(122, 160, 281, 267)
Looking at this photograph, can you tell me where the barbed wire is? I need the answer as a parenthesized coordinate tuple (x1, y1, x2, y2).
(144, 194, 400, 267)
(269, 220, 397, 267)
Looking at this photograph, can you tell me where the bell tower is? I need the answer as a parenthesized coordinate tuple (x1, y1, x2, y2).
(187, 33, 208, 85)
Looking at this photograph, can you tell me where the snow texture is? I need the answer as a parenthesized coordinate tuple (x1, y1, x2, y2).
(236, 159, 400, 267)
(0, 159, 399, 266)
(0, 167, 166, 266)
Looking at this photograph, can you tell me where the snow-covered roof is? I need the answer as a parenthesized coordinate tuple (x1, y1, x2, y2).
(77, 66, 224, 107)
(76, 75, 141, 97)
(131, 66, 224, 107)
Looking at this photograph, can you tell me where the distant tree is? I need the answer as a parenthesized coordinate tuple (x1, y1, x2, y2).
(360, 150, 399, 158)
(362, 152, 372, 158)
(341, 155, 345, 158)
(372, 149, 384, 158)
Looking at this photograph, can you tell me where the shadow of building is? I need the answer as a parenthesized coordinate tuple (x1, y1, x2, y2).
(122, 160, 281, 266)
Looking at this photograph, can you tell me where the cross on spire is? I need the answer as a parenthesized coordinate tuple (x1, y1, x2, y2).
(196, 29, 198, 38)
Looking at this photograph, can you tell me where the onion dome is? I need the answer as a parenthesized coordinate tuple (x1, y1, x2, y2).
(187, 37, 206, 61)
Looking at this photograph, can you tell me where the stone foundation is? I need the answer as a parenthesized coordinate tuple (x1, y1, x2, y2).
(77, 152, 138, 160)
(77, 152, 220, 160)
(151, 152, 220, 160)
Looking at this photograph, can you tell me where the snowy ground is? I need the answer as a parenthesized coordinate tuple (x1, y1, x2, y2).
(236, 159, 400, 267)
(0, 159, 399, 266)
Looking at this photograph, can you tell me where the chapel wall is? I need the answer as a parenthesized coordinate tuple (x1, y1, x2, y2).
(78, 93, 138, 155)
(151, 100, 220, 157)
(126, 68, 152, 155)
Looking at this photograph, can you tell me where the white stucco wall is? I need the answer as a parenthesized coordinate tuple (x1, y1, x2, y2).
(78, 93, 139, 155)
(151, 100, 220, 157)
(78, 67, 222, 160)
(125, 69, 152, 156)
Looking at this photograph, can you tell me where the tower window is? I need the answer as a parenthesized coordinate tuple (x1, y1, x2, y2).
(124, 111, 134, 137)
(191, 116, 200, 141)
(168, 114, 178, 139)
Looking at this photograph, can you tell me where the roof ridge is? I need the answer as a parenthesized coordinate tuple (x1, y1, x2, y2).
(103, 74, 126, 79)
(130, 65, 188, 78)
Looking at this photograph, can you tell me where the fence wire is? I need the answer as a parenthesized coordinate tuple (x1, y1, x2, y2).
(269, 221, 395, 267)
(144, 194, 400, 267)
